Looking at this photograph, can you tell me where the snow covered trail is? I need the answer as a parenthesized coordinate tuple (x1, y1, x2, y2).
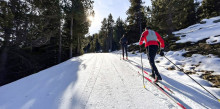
(0, 53, 174, 109)
(81, 53, 175, 109)
(0, 53, 220, 109)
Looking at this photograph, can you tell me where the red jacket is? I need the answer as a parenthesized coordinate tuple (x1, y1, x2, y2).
(139, 29, 165, 48)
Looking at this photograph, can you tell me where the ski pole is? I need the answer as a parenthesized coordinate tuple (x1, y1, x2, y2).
(164, 56, 220, 102)
(120, 50, 121, 60)
(140, 46, 145, 88)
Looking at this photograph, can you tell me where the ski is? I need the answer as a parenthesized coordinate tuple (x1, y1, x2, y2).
(125, 61, 185, 108)
(126, 59, 174, 94)
(120, 58, 129, 61)
(123, 58, 186, 108)
(143, 71, 174, 94)
(143, 74, 186, 109)
(137, 70, 186, 109)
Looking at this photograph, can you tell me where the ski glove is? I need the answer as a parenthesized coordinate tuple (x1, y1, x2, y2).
(159, 49, 164, 56)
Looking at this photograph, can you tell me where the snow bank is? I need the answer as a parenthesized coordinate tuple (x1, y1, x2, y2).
(156, 50, 220, 75)
(173, 16, 220, 44)
(0, 56, 84, 109)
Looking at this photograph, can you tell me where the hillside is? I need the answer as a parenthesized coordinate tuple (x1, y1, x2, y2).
(128, 16, 220, 87)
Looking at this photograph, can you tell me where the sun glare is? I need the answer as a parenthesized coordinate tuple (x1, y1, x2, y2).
(88, 15, 94, 22)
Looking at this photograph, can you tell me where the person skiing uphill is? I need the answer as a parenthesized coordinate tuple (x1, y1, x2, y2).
(139, 26, 165, 82)
(119, 34, 128, 60)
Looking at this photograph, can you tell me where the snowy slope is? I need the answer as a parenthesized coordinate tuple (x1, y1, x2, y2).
(169, 16, 220, 76)
(1, 53, 220, 109)
(173, 16, 220, 44)
(158, 50, 220, 75)
(126, 51, 220, 107)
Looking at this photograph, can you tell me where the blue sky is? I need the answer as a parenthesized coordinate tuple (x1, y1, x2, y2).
(88, 0, 152, 35)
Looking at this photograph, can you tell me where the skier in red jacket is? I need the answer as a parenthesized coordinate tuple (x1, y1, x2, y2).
(139, 26, 165, 82)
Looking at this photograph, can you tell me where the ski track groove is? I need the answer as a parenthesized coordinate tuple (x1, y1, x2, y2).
(94, 55, 127, 108)
(84, 54, 104, 108)
(79, 54, 103, 108)
(109, 54, 137, 109)
(94, 54, 135, 109)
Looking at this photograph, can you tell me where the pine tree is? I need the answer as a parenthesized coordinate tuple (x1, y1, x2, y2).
(174, 0, 197, 29)
(126, 0, 146, 43)
(107, 14, 114, 52)
(0, 1, 14, 84)
(144, 6, 152, 28)
(99, 18, 108, 52)
(62, 0, 94, 56)
(95, 35, 101, 52)
(151, 0, 197, 35)
(114, 17, 125, 50)
(198, 0, 220, 19)
(98, 14, 115, 52)
(0, 0, 94, 85)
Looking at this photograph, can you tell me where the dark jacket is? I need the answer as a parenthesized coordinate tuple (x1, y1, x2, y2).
(120, 37, 128, 46)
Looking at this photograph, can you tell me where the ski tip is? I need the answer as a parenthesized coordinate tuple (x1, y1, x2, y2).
(177, 103, 186, 109)
(144, 85, 146, 88)
(218, 99, 220, 102)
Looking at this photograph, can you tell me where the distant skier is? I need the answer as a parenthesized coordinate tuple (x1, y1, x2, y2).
(119, 34, 128, 60)
(139, 26, 165, 82)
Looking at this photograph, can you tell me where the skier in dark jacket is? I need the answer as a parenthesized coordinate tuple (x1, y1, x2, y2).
(139, 26, 165, 82)
(119, 34, 128, 60)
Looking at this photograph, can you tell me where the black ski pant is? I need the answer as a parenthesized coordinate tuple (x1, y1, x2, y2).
(122, 44, 128, 58)
(146, 45, 162, 79)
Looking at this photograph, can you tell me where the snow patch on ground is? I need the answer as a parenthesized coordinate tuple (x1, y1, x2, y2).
(155, 50, 220, 75)
(173, 16, 220, 44)
(206, 35, 220, 44)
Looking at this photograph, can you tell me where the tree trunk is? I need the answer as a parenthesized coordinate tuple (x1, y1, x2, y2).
(58, 19, 62, 63)
(167, 0, 174, 35)
(167, 12, 174, 35)
(0, 29, 10, 84)
(77, 36, 80, 54)
(109, 29, 113, 52)
(106, 31, 109, 52)
(0, 27, 11, 84)
(30, 2, 33, 53)
(138, 4, 142, 36)
(70, 17, 73, 58)
(0, 47, 8, 85)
